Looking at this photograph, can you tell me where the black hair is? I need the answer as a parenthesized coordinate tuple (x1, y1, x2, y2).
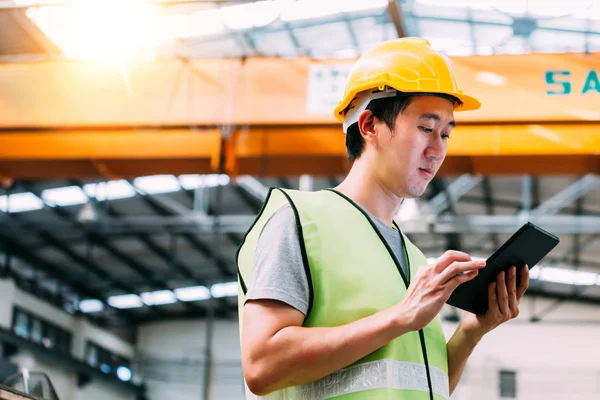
(345, 92, 463, 162)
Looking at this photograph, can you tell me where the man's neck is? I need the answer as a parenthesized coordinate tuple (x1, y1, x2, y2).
(334, 161, 403, 227)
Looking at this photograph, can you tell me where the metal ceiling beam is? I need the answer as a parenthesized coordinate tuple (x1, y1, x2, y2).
(131, 188, 235, 279)
(184, 12, 389, 49)
(18, 183, 172, 319)
(426, 174, 483, 216)
(23, 185, 165, 285)
(91, 214, 215, 316)
(5, 8, 61, 56)
(525, 287, 600, 309)
(429, 215, 600, 234)
(236, 176, 269, 203)
(520, 175, 532, 214)
(283, 22, 302, 56)
(573, 196, 585, 267)
(387, 0, 407, 38)
(481, 177, 500, 249)
(0, 0, 252, 9)
(467, 7, 477, 53)
(2, 186, 141, 299)
(343, 16, 360, 50)
(232, 184, 264, 213)
(182, 10, 600, 53)
(71, 179, 221, 288)
(240, 32, 261, 56)
(0, 234, 134, 324)
(7, 213, 139, 295)
(130, 184, 193, 216)
(27, 181, 225, 319)
(428, 178, 462, 251)
(7, 214, 600, 235)
(530, 174, 599, 216)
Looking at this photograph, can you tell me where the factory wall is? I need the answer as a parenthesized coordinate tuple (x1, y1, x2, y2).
(137, 319, 244, 400)
(137, 297, 600, 399)
(0, 278, 136, 400)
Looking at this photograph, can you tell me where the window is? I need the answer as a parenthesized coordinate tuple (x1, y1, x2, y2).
(13, 309, 29, 339)
(499, 370, 517, 398)
(11, 307, 72, 356)
(85, 342, 131, 381)
(30, 319, 43, 344)
(42, 324, 56, 349)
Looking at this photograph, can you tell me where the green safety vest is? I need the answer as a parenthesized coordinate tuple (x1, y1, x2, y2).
(237, 188, 449, 400)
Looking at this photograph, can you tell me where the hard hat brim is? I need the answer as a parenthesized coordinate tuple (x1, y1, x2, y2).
(334, 86, 481, 123)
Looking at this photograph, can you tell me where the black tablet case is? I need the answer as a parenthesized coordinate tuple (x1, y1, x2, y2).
(446, 222, 560, 315)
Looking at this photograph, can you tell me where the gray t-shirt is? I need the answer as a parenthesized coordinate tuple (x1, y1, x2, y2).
(245, 204, 408, 316)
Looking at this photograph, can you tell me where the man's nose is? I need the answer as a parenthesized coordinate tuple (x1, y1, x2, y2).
(425, 137, 445, 161)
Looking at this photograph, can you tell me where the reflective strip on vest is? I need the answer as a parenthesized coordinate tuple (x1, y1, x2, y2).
(251, 359, 450, 400)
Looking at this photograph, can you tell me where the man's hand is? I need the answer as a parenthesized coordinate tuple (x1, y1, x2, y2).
(396, 250, 486, 332)
(446, 265, 529, 394)
(458, 265, 530, 341)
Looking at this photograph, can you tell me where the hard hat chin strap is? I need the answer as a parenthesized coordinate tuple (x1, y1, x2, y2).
(342, 87, 397, 134)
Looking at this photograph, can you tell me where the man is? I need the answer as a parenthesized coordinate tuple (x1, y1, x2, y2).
(236, 38, 529, 400)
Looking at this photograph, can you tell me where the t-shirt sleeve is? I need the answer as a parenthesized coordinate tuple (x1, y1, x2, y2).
(244, 205, 310, 316)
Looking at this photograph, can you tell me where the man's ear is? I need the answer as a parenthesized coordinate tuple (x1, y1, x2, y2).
(358, 110, 377, 145)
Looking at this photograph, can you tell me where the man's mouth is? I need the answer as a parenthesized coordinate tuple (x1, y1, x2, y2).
(419, 167, 434, 178)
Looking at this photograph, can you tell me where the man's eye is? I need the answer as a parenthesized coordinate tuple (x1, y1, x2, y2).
(420, 126, 434, 133)
(441, 133, 450, 140)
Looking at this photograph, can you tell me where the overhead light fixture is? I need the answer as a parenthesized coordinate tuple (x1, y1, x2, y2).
(211, 282, 238, 298)
(134, 175, 181, 194)
(116, 366, 132, 382)
(280, 0, 387, 22)
(141, 290, 177, 306)
(174, 286, 211, 302)
(78, 299, 105, 313)
(427, 256, 600, 287)
(529, 267, 541, 280)
(221, 0, 280, 30)
(539, 267, 598, 286)
(179, 174, 230, 190)
(107, 294, 143, 309)
(41, 186, 88, 206)
(83, 180, 136, 201)
(0, 192, 44, 213)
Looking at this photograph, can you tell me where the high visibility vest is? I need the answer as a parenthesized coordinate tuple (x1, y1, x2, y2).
(237, 188, 449, 400)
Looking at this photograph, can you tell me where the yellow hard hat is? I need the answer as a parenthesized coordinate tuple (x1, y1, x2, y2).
(334, 37, 481, 132)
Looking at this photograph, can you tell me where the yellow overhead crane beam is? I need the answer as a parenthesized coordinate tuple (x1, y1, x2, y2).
(0, 53, 598, 179)
(0, 129, 222, 179)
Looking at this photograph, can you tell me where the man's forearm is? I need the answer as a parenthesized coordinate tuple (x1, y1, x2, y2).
(446, 325, 482, 394)
(243, 307, 412, 396)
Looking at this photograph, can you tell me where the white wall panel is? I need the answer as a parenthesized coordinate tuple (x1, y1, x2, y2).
(0, 279, 16, 329)
(1, 279, 135, 400)
(138, 318, 244, 400)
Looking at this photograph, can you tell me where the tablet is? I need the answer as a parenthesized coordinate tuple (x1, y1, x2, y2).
(446, 222, 560, 315)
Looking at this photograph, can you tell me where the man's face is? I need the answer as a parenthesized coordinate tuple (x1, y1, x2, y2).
(371, 95, 456, 198)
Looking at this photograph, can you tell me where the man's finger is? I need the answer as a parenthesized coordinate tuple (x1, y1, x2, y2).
(516, 265, 530, 299)
(497, 272, 509, 317)
(439, 260, 486, 285)
(507, 266, 518, 315)
(488, 280, 498, 315)
(445, 268, 480, 293)
(433, 250, 472, 273)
